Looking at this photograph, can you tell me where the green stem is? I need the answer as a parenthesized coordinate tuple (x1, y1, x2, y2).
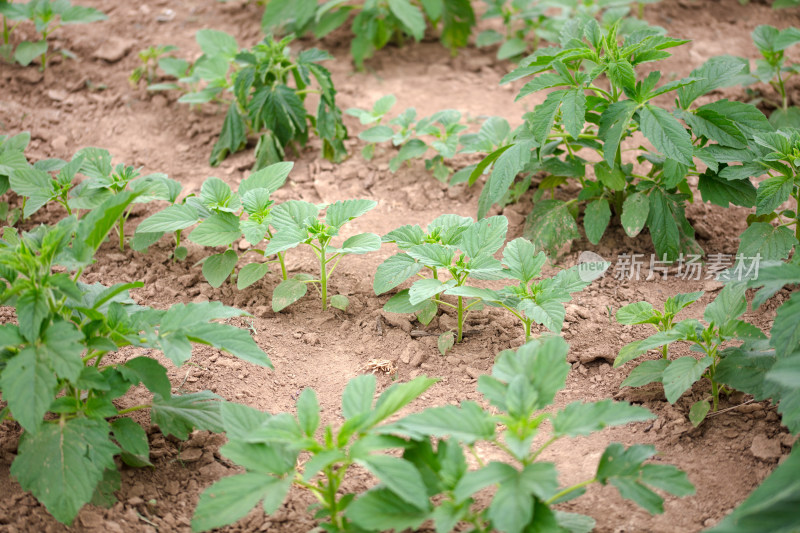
(524, 319, 532, 341)
(3, 16, 8, 46)
(116, 404, 152, 415)
(545, 478, 597, 505)
(118, 215, 125, 251)
(320, 245, 328, 311)
(528, 436, 558, 463)
(457, 295, 464, 342)
(711, 380, 720, 412)
(277, 251, 287, 280)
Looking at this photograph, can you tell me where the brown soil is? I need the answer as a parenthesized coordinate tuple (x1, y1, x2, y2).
(1, 0, 800, 532)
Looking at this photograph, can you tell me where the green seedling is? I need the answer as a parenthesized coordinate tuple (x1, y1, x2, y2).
(738, 25, 800, 129)
(0, 131, 30, 225)
(264, 199, 381, 311)
(192, 336, 693, 533)
(151, 32, 347, 169)
(129, 44, 178, 86)
(135, 162, 293, 283)
(615, 284, 765, 426)
(473, 20, 773, 259)
(260, 0, 476, 69)
(477, 0, 660, 61)
(0, 192, 271, 526)
(616, 290, 703, 358)
(0, 0, 106, 69)
(349, 95, 512, 184)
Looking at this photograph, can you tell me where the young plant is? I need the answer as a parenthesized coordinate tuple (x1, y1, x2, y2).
(616, 290, 703, 358)
(151, 31, 347, 168)
(134, 162, 293, 283)
(376, 214, 509, 347)
(129, 44, 178, 86)
(8, 146, 180, 251)
(192, 335, 693, 533)
(260, 0, 476, 69)
(0, 0, 106, 69)
(0, 131, 30, 225)
(472, 21, 773, 259)
(348, 95, 512, 184)
(738, 25, 800, 129)
(614, 284, 765, 426)
(264, 199, 381, 311)
(0, 192, 272, 526)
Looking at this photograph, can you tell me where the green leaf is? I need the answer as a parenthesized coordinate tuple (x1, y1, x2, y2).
(698, 170, 757, 208)
(677, 56, 746, 109)
(409, 278, 455, 305)
(151, 391, 223, 440)
(342, 374, 376, 419)
(124, 357, 171, 398)
(387, 401, 495, 444)
(737, 223, 797, 263)
(16, 287, 49, 342)
(552, 400, 655, 437)
(239, 162, 293, 196)
(502, 238, 545, 284)
(390, 139, 428, 172)
(77, 191, 139, 253)
(112, 418, 152, 467)
(616, 302, 656, 325)
(756, 174, 794, 216)
(532, 90, 567, 147)
(272, 277, 308, 312)
(296, 388, 320, 437)
(614, 322, 698, 367)
(438, 331, 455, 355)
(771, 291, 800, 359)
(11, 418, 117, 525)
(325, 199, 377, 228)
(621, 359, 670, 388)
(683, 108, 747, 149)
(646, 188, 681, 261)
(662, 356, 713, 404)
(523, 199, 580, 257)
(202, 250, 238, 288)
(688, 400, 710, 427)
(488, 473, 535, 533)
(387, 0, 426, 40)
(584, 198, 611, 245)
(358, 455, 430, 509)
(562, 88, 587, 140)
(453, 461, 517, 502)
(621, 192, 650, 238)
(0, 347, 56, 433)
(639, 105, 694, 166)
(136, 204, 199, 233)
(595, 161, 626, 191)
(41, 321, 84, 382)
(14, 40, 47, 66)
(196, 29, 238, 58)
(187, 322, 272, 368)
(271, 200, 319, 230)
(599, 100, 637, 166)
(332, 232, 381, 254)
(359, 125, 394, 143)
(237, 262, 271, 290)
(347, 488, 430, 531)
(192, 474, 291, 531)
(460, 216, 508, 258)
(407, 243, 454, 268)
(374, 254, 423, 295)
(188, 212, 241, 247)
(704, 283, 747, 326)
(210, 104, 247, 167)
(368, 376, 438, 426)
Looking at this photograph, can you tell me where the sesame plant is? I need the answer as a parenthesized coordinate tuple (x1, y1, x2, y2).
(151, 31, 347, 168)
(348, 95, 512, 184)
(134, 162, 293, 284)
(263, 199, 381, 311)
(0, 0, 106, 68)
(471, 21, 773, 259)
(8, 146, 181, 251)
(260, 0, 476, 69)
(476, 0, 659, 61)
(129, 44, 178, 86)
(614, 284, 767, 426)
(737, 25, 800, 129)
(191, 336, 693, 533)
(0, 191, 272, 526)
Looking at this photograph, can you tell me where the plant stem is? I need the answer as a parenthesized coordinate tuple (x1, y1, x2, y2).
(278, 251, 287, 280)
(118, 215, 125, 251)
(116, 404, 152, 415)
(457, 295, 464, 342)
(3, 17, 8, 45)
(320, 245, 328, 311)
(545, 478, 597, 505)
(524, 319, 532, 341)
(711, 380, 720, 412)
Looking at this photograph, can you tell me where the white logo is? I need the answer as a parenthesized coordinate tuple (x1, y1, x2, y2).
(577, 251, 610, 283)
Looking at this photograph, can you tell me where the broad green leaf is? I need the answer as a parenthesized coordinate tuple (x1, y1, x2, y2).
(453, 461, 517, 502)
(188, 212, 240, 247)
(0, 347, 56, 433)
(595, 161, 626, 191)
(136, 204, 199, 233)
(151, 391, 223, 439)
(599, 100, 637, 166)
(111, 418, 152, 468)
(40, 320, 83, 382)
(701, 99, 773, 138)
(387, 0, 426, 40)
(14, 40, 47, 66)
(409, 278, 455, 305)
(477, 141, 535, 220)
(460, 216, 508, 259)
(584, 198, 611, 245)
(621, 359, 670, 388)
(383, 289, 431, 314)
(296, 388, 320, 437)
(271, 200, 319, 230)
(358, 455, 429, 509)
(523, 199, 580, 257)
(196, 29, 238, 58)
(359, 125, 394, 143)
(237, 262, 271, 289)
(502, 238, 545, 283)
(325, 199, 377, 228)
(662, 356, 713, 403)
(698, 170, 757, 208)
(11, 418, 117, 524)
(520, 299, 567, 332)
(614, 322, 699, 367)
(262, 225, 307, 255)
(239, 162, 293, 196)
(532, 90, 568, 147)
(677, 56, 746, 109)
(202, 250, 238, 288)
(756, 174, 794, 216)
(332, 232, 381, 254)
(704, 283, 747, 326)
(368, 376, 438, 426)
(192, 474, 291, 531)
(389, 139, 428, 172)
(771, 292, 800, 359)
(374, 254, 423, 295)
(342, 374, 376, 419)
(616, 302, 656, 325)
(621, 192, 649, 238)
(347, 488, 430, 531)
(123, 357, 171, 397)
(438, 331, 455, 355)
(688, 400, 710, 427)
(488, 473, 535, 533)
(77, 191, 139, 253)
(186, 322, 272, 368)
(210, 104, 247, 166)
(272, 277, 308, 312)
(552, 400, 654, 437)
(639, 105, 694, 166)
(386, 401, 495, 444)
(683, 108, 747, 149)
(737, 223, 797, 263)
(406, 243, 454, 268)
(646, 188, 681, 261)
(16, 287, 49, 342)
(382, 224, 425, 247)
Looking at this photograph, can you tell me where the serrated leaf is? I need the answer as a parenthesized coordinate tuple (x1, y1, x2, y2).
(239, 162, 293, 196)
(662, 356, 712, 404)
(374, 254, 423, 295)
(387, 0, 425, 40)
(112, 418, 152, 467)
(386, 401, 495, 444)
(136, 204, 199, 234)
(332, 232, 381, 254)
(14, 40, 47, 66)
(151, 391, 223, 439)
(460, 216, 508, 259)
(347, 488, 430, 531)
(616, 302, 656, 325)
(688, 400, 710, 427)
(552, 400, 655, 437)
(272, 277, 309, 312)
(342, 374, 376, 419)
(698, 170, 757, 208)
(621, 359, 670, 388)
(502, 238, 545, 284)
(409, 278, 455, 305)
(196, 29, 238, 58)
(562, 88, 587, 140)
(325, 199, 377, 228)
(0, 347, 56, 433)
(188, 212, 241, 247)
(383, 289, 431, 314)
(771, 291, 800, 359)
(192, 474, 291, 531)
(599, 100, 638, 166)
(523, 199, 579, 257)
(358, 455, 430, 509)
(640, 105, 694, 166)
(737, 223, 797, 263)
(210, 104, 247, 166)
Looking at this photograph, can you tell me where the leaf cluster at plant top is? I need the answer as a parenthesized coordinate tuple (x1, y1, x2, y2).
(260, 0, 476, 69)
(135, 163, 380, 312)
(375, 213, 608, 352)
(470, 20, 774, 260)
(148, 31, 347, 169)
(477, 0, 661, 61)
(0, 191, 271, 525)
(192, 335, 693, 533)
(0, 0, 106, 69)
(348, 94, 514, 186)
(736, 25, 800, 130)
